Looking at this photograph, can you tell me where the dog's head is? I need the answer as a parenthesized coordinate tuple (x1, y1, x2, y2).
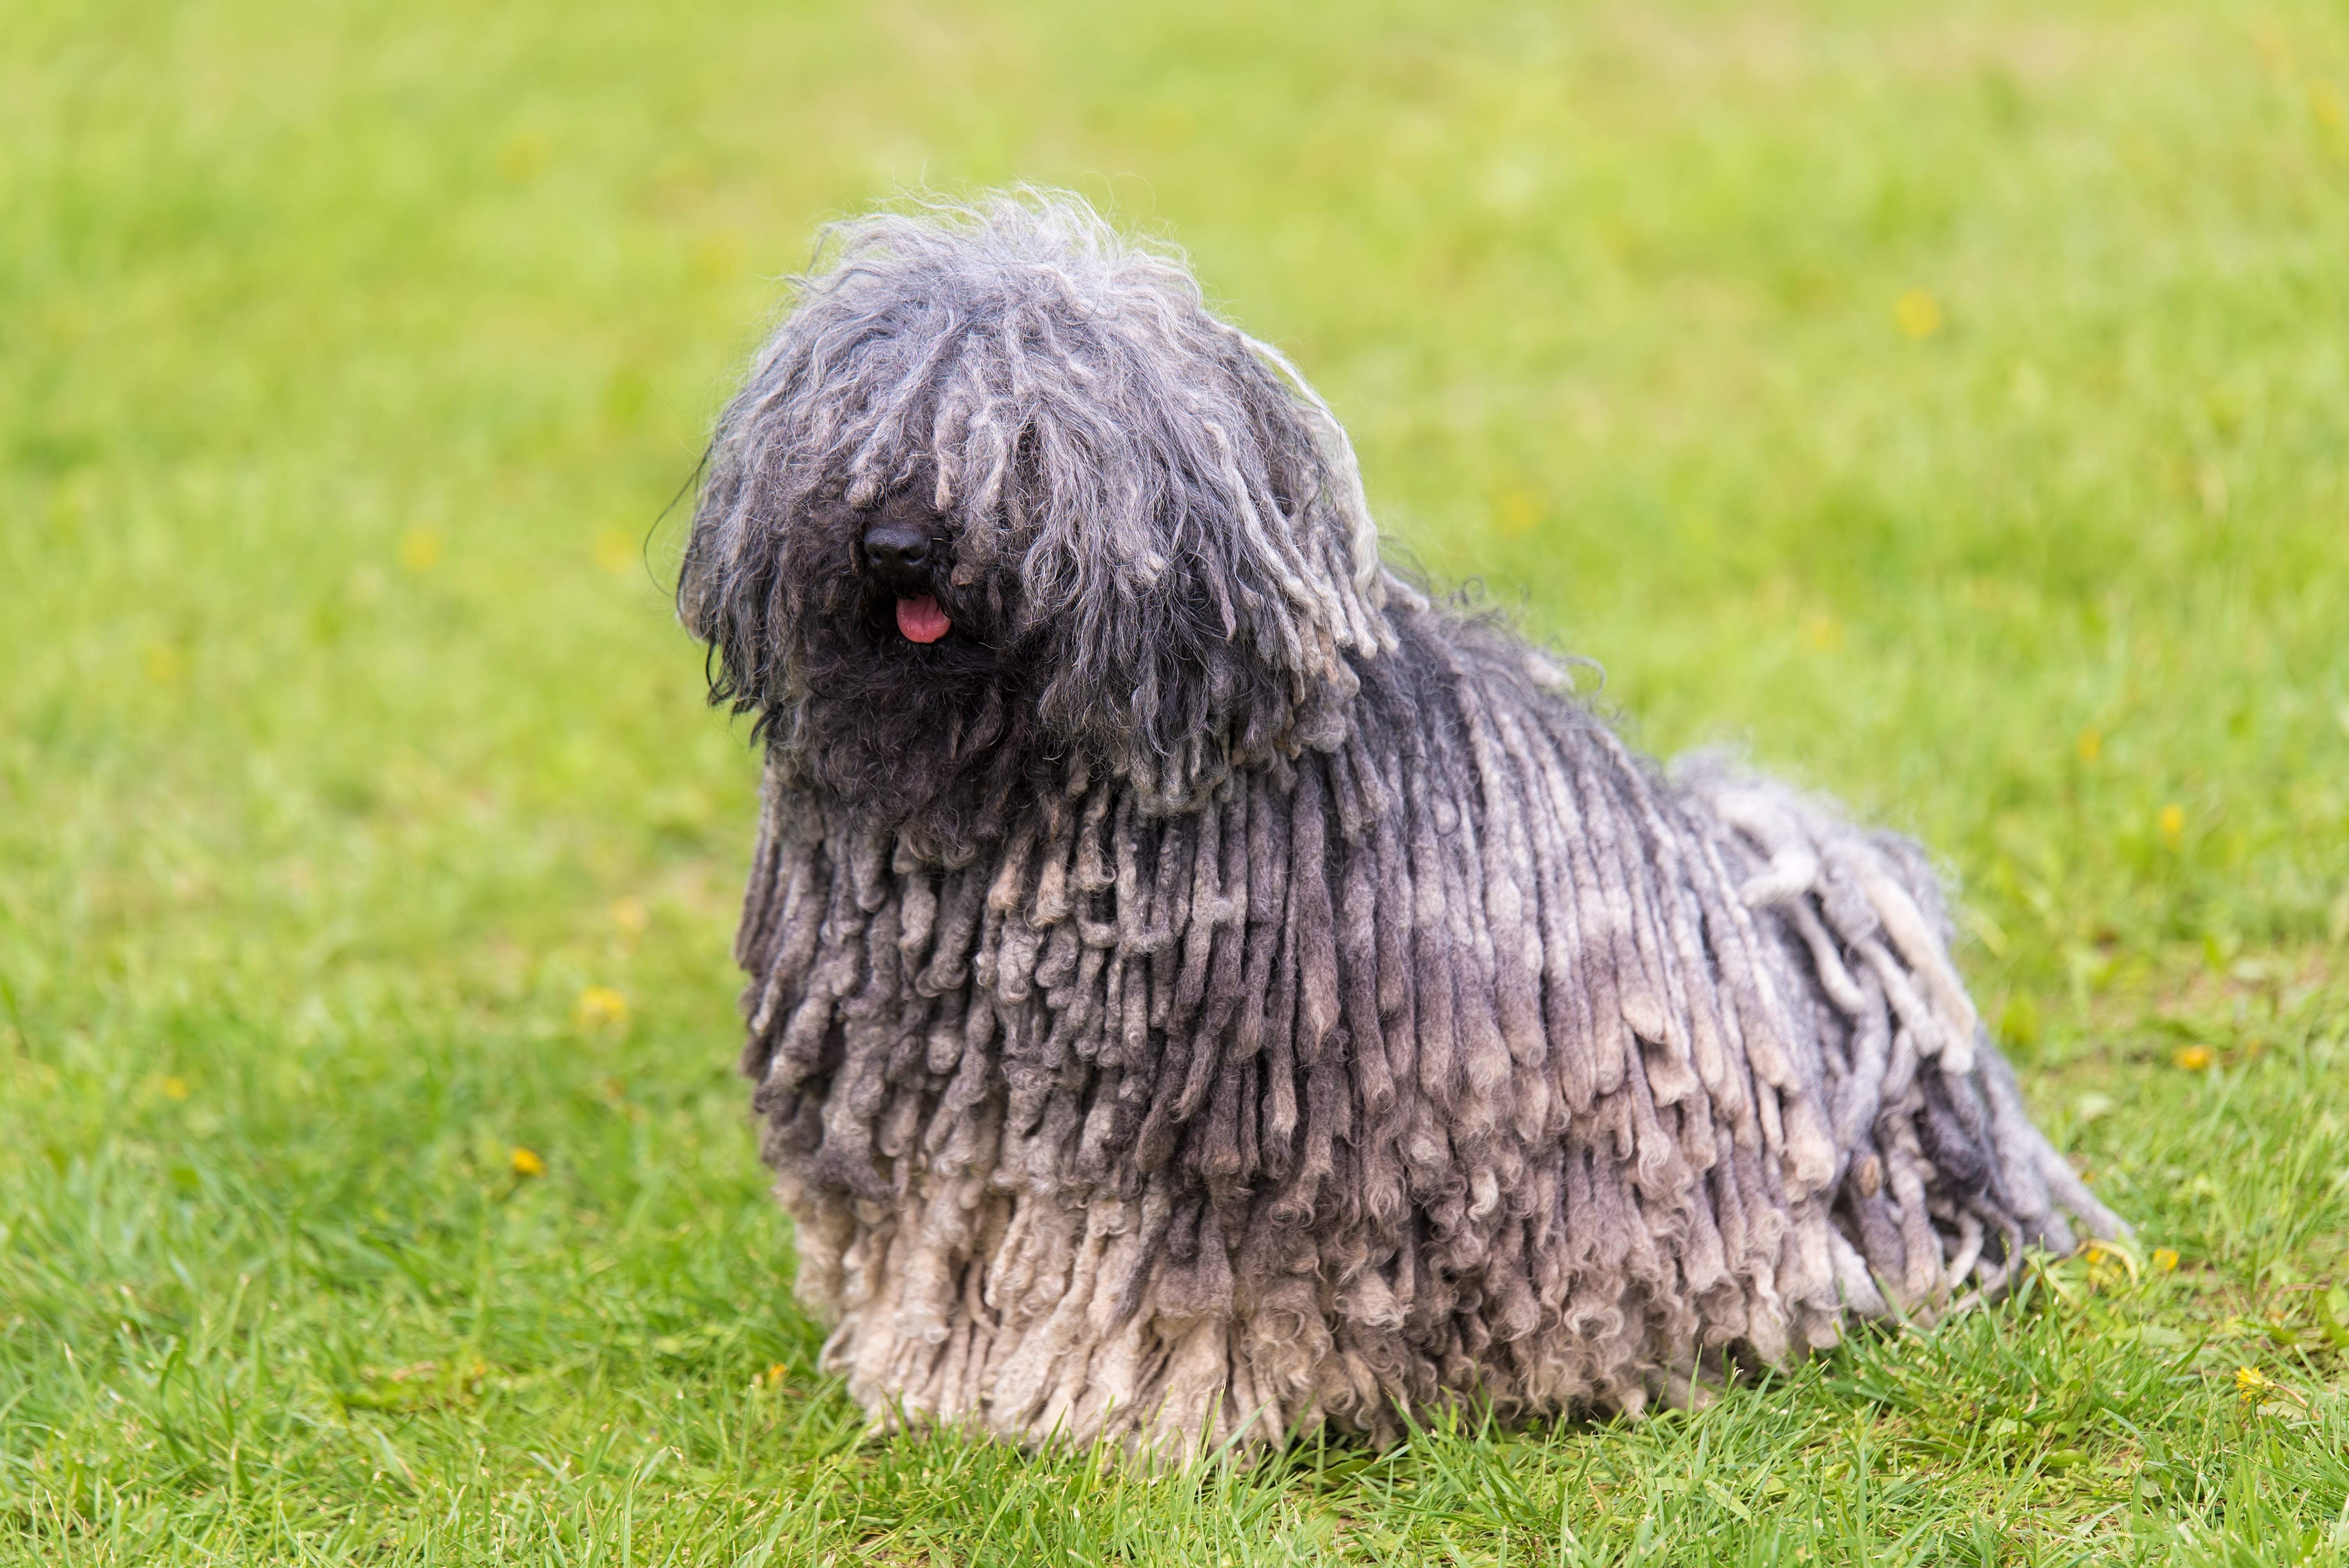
(679, 193, 1401, 856)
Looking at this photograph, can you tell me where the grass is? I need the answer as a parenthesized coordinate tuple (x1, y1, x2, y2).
(4, 0, 2348, 1560)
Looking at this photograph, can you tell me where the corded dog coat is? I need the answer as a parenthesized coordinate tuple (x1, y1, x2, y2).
(679, 194, 2123, 1457)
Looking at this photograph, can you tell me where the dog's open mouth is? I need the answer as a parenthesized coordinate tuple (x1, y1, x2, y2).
(895, 594, 952, 644)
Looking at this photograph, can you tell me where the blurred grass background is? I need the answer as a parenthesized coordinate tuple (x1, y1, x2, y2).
(3, 0, 2347, 1562)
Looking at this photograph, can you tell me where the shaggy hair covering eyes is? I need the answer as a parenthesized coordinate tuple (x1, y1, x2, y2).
(680, 192, 2123, 1457)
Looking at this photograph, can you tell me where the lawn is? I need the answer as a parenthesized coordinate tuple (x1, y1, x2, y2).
(4, 0, 2348, 1561)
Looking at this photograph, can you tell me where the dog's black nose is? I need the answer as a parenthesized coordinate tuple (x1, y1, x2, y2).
(863, 520, 933, 575)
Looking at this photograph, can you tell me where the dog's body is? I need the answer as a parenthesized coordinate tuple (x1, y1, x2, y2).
(681, 195, 2121, 1455)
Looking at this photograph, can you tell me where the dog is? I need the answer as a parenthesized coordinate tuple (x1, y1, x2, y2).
(677, 192, 2122, 1457)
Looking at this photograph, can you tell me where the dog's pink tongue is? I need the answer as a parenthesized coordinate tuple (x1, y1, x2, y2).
(896, 594, 951, 644)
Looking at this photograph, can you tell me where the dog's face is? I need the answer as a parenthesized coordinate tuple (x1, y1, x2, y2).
(729, 476, 1046, 855)
(854, 489, 959, 647)
(679, 196, 1397, 857)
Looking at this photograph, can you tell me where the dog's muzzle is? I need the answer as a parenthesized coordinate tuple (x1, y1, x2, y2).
(864, 519, 953, 643)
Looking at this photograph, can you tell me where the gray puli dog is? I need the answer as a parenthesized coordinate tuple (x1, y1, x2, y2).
(677, 191, 2123, 1458)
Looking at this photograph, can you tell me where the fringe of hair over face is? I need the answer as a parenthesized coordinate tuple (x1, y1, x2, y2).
(682, 192, 2126, 1460)
(679, 193, 1403, 860)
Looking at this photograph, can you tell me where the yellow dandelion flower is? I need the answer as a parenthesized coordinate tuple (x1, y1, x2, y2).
(1894, 289, 1944, 340)
(695, 229, 748, 282)
(2082, 1240, 2138, 1282)
(498, 130, 550, 184)
(2158, 802, 2185, 848)
(2174, 1045, 2213, 1071)
(2235, 1365, 2267, 1394)
(2075, 726, 2102, 764)
(1494, 487, 1542, 538)
(2152, 1247, 2179, 1271)
(575, 985, 630, 1029)
(162, 1076, 190, 1100)
(398, 528, 444, 574)
(591, 527, 636, 575)
(143, 645, 183, 683)
(610, 896, 649, 934)
(511, 1146, 547, 1177)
